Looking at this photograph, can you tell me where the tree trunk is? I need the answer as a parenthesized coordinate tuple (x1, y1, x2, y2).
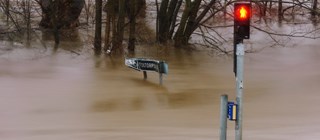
(155, 0, 160, 41)
(104, 0, 117, 53)
(27, 0, 31, 40)
(111, 0, 117, 53)
(312, 0, 318, 16)
(23, 0, 31, 41)
(184, 0, 201, 38)
(128, 0, 136, 52)
(174, 0, 192, 47)
(278, 0, 283, 22)
(262, 2, 267, 17)
(168, 0, 182, 39)
(51, 0, 60, 44)
(5, 0, 9, 23)
(94, 0, 102, 55)
(113, 0, 125, 54)
(158, 0, 169, 43)
(104, 12, 111, 52)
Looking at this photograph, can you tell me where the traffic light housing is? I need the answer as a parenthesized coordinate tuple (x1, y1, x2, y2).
(234, 2, 251, 39)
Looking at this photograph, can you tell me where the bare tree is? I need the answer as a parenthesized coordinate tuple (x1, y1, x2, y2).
(38, 0, 85, 28)
(103, 0, 146, 55)
(36, 0, 85, 44)
(174, 0, 216, 47)
(157, 0, 183, 43)
(156, 0, 217, 47)
(0, 0, 33, 40)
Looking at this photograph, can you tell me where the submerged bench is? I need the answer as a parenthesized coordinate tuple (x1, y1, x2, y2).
(125, 58, 168, 85)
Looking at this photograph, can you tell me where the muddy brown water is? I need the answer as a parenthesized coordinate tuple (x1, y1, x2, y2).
(0, 39, 320, 140)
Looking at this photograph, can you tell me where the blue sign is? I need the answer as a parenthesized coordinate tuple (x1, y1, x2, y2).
(228, 102, 238, 121)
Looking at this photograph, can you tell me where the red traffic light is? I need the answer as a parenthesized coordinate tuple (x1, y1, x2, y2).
(234, 2, 251, 39)
(234, 3, 251, 22)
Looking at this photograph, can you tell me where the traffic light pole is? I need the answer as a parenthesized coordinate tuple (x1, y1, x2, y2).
(235, 43, 244, 140)
(233, 2, 250, 139)
(234, 25, 244, 140)
(233, 32, 243, 76)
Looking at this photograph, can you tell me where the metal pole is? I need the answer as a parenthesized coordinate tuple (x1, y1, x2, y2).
(143, 71, 147, 80)
(235, 43, 245, 140)
(159, 73, 163, 85)
(220, 95, 228, 140)
(233, 29, 243, 76)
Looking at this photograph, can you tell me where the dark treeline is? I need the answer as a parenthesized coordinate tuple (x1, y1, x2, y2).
(0, 0, 319, 55)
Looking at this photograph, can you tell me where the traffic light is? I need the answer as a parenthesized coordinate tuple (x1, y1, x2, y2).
(234, 2, 251, 39)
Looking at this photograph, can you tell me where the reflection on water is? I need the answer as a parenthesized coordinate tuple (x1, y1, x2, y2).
(1, 37, 320, 140)
(92, 89, 222, 112)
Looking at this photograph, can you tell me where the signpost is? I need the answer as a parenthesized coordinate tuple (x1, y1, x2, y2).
(125, 58, 168, 85)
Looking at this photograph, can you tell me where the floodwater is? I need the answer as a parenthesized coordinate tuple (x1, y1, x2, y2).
(0, 37, 320, 140)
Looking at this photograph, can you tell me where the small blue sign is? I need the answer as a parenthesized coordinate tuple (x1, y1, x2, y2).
(228, 102, 238, 121)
